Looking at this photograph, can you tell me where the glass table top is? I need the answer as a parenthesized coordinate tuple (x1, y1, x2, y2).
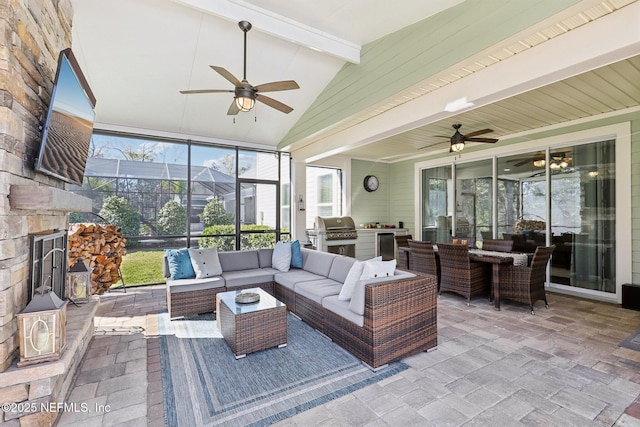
(217, 287, 284, 315)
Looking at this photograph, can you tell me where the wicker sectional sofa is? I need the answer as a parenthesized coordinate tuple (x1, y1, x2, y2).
(164, 247, 438, 368)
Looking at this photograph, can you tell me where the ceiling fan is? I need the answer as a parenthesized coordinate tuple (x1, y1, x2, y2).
(420, 124, 499, 152)
(509, 152, 572, 168)
(179, 21, 300, 115)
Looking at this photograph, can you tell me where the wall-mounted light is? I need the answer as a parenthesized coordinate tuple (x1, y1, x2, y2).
(298, 194, 305, 211)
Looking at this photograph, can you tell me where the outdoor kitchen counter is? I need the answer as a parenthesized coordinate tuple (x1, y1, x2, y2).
(355, 228, 409, 261)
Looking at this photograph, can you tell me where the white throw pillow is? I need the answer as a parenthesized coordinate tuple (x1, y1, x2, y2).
(188, 247, 222, 279)
(360, 259, 397, 280)
(338, 256, 382, 301)
(338, 261, 364, 301)
(272, 241, 292, 272)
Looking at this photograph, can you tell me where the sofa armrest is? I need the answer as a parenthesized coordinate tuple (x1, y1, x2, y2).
(363, 272, 438, 364)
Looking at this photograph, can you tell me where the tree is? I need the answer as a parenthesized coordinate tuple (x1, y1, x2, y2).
(157, 200, 187, 235)
(98, 196, 140, 236)
(200, 197, 234, 227)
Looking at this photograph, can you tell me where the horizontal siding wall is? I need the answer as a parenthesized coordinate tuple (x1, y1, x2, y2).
(350, 160, 390, 226)
(389, 161, 416, 237)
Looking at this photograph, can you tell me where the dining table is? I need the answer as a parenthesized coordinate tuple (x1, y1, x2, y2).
(467, 249, 528, 310)
(399, 245, 529, 310)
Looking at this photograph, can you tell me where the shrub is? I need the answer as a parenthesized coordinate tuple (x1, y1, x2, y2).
(157, 200, 187, 235)
(198, 224, 276, 251)
(200, 197, 234, 227)
(98, 196, 140, 236)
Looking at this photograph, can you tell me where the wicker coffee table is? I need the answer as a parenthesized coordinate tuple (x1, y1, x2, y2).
(216, 287, 287, 359)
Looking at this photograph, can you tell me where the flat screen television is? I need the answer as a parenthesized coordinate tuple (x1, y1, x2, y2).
(35, 48, 96, 185)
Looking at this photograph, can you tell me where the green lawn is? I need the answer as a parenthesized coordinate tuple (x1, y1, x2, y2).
(117, 249, 166, 287)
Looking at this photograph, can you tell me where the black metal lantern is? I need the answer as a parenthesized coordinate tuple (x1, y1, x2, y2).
(66, 258, 92, 303)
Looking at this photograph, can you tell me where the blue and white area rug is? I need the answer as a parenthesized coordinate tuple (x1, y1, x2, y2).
(158, 312, 408, 427)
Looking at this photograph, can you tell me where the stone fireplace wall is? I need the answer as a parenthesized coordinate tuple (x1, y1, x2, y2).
(0, 2, 98, 425)
(0, 0, 74, 372)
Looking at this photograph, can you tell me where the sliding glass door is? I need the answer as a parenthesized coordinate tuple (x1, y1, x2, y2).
(549, 141, 615, 293)
(421, 166, 452, 243)
(456, 160, 493, 244)
(419, 137, 618, 298)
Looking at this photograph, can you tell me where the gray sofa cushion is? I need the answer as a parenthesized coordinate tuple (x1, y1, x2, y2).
(323, 295, 363, 327)
(295, 279, 343, 305)
(218, 250, 260, 272)
(327, 256, 357, 283)
(302, 250, 336, 277)
(222, 269, 275, 289)
(349, 270, 416, 315)
(274, 270, 326, 290)
(167, 276, 225, 293)
(258, 248, 274, 268)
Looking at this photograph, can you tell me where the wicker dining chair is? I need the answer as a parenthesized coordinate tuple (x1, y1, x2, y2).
(498, 245, 555, 314)
(395, 234, 412, 269)
(437, 243, 490, 305)
(482, 239, 514, 252)
(407, 240, 438, 278)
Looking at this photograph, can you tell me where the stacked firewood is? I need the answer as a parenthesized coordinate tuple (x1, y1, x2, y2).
(68, 223, 127, 295)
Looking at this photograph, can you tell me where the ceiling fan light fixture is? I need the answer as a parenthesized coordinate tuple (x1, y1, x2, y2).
(234, 85, 256, 112)
(235, 96, 255, 112)
(450, 141, 465, 152)
(533, 159, 546, 168)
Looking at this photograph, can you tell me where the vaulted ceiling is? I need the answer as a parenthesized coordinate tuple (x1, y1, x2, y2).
(70, 0, 640, 163)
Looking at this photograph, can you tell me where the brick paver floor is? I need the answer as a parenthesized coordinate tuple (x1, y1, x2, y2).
(58, 285, 640, 426)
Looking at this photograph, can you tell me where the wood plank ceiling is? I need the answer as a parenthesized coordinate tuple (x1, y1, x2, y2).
(343, 55, 640, 161)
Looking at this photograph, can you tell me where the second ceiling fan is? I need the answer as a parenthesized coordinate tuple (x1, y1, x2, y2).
(180, 21, 300, 115)
(440, 124, 499, 153)
(420, 124, 499, 152)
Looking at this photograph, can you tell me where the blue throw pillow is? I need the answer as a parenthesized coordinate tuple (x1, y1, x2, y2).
(290, 240, 303, 268)
(165, 248, 195, 280)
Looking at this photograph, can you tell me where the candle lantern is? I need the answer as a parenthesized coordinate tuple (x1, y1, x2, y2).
(66, 258, 92, 303)
(16, 286, 67, 367)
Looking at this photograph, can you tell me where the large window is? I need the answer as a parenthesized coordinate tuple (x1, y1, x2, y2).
(70, 132, 290, 285)
(306, 166, 343, 228)
(420, 137, 618, 298)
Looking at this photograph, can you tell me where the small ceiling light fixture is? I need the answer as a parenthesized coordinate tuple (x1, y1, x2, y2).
(450, 141, 465, 152)
(445, 97, 475, 112)
(533, 159, 546, 168)
(549, 159, 569, 170)
(234, 86, 256, 112)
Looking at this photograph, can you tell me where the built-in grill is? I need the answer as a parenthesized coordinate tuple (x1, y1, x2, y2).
(307, 216, 358, 257)
(316, 216, 358, 240)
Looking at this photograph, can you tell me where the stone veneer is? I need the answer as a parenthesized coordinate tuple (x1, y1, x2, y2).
(0, 1, 96, 425)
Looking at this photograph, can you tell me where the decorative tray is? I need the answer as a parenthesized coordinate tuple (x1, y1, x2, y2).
(235, 292, 260, 304)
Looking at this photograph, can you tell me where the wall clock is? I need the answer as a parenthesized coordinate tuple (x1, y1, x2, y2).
(363, 175, 379, 192)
